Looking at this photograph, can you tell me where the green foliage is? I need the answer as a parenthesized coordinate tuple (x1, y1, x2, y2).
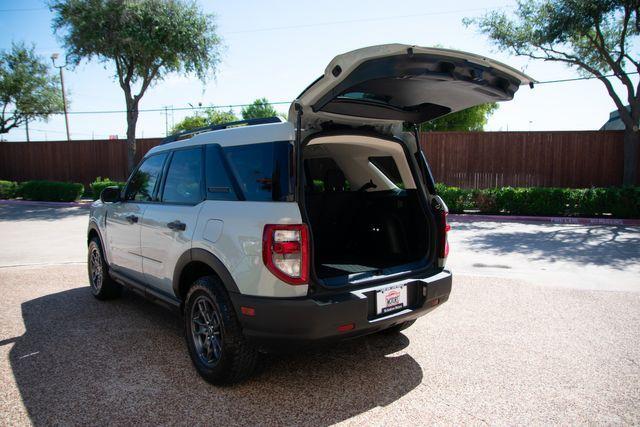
(52, 0, 222, 83)
(466, 1, 640, 185)
(171, 108, 238, 134)
(421, 103, 498, 131)
(241, 98, 279, 120)
(52, 0, 222, 171)
(0, 180, 18, 199)
(465, 1, 638, 76)
(90, 177, 125, 200)
(434, 183, 474, 213)
(0, 42, 64, 134)
(20, 180, 84, 202)
(436, 185, 640, 218)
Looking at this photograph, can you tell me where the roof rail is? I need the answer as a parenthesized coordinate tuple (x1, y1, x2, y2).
(161, 116, 283, 144)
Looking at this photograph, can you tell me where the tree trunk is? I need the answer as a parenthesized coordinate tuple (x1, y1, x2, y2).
(126, 100, 139, 174)
(622, 127, 639, 186)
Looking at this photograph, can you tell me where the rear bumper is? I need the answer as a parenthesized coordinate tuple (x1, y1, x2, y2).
(231, 270, 452, 352)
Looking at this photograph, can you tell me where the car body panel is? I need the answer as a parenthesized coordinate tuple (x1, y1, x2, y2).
(140, 202, 204, 296)
(191, 200, 307, 298)
(105, 201, 146, 283)
(288, 44, 534, 129)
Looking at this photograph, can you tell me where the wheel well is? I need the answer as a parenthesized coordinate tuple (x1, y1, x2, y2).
(88, 228, 99, 245)
(178, 261, 217, 301)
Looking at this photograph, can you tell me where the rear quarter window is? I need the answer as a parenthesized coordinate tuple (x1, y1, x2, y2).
(223, 141, 293, 202)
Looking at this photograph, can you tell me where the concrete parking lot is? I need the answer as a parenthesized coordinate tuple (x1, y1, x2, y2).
(1, 202, 639, 425)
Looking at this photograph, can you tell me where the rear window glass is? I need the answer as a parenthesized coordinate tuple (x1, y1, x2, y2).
(304, 157, 351, 192)
(369, 156, 403, 186)
(223, 141, 293, 202)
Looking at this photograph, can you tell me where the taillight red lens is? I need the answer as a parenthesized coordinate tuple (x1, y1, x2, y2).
(439, 210, 450, 263)
(262, 224, 309, 285)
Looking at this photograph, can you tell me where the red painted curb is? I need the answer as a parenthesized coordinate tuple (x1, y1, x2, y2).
(0, 199, 92, 208)
(449, 213, 640, 226)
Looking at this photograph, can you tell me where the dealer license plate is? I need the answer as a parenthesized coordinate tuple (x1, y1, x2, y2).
(376, 285, 407, 315)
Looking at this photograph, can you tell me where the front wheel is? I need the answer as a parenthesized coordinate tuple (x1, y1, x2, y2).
(184, 276, 258, 385)
(88, 237, 122, 300)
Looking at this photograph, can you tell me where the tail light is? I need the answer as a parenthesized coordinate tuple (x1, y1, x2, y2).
(262, 224, 309, 285)
(438, 210, 450, 267)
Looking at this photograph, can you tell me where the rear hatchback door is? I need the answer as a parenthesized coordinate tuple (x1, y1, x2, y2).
(289, 44, 534, 128)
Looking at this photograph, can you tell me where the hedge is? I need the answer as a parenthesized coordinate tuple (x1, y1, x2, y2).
(20, 180, 85, 202)
(90, 177, 126, 200)
(0, 180, 18, 199)
(436, 184, 640, 218)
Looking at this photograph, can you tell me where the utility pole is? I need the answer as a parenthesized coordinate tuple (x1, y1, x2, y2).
(164, 106, 169, 136)
(51, 53, 71, 142)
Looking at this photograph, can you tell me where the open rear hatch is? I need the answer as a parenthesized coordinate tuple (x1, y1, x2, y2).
(289, 44, 534, 129)
(290, 44, 533, 288)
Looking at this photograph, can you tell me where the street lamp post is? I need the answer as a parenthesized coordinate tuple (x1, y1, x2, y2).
(51, 53, 71, 142)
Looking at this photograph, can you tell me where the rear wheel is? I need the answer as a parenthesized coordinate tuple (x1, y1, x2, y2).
(184, 275, 258, 385)
(88, 237, 122, 300)
(382, 319, 416, 334)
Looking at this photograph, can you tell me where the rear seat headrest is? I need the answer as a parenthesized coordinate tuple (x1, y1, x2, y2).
(325, 168, 346, 192)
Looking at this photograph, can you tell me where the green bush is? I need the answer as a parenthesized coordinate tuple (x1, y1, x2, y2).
(435, 183, 473, 213)
(471, 188, 499, 213)
(20, 180, 85, 202)
(436, 185, 640, 218)
(0, 180, 18, 199)
(90, 177, 126, 200)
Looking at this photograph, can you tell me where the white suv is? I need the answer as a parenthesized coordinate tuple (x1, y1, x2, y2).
(88, 44, 532, 384)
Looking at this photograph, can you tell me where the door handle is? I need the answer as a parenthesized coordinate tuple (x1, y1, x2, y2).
(125, 215, 138, 224)
(167, 220, 186, 231)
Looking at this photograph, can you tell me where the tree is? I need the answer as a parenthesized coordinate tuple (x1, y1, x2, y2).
(421, 103, 498, 131)
(52, 0, 222, 172)
(465, 0, 640, 185)
(241, 98, 279, 120)
(171, 108, 237, 134)
(0, 42, 64, 135)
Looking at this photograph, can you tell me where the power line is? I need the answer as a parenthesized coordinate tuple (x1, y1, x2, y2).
(7, 101, 292, 116)
(0, 7, 47, 12)
(6, 70, 637, 117)
(225, 5, 513, 35)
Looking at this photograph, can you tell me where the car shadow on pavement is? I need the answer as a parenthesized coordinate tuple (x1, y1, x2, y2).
(459, 223, 640, 269)
(0, 204, 89, 222)
(9, 287, 423, 426)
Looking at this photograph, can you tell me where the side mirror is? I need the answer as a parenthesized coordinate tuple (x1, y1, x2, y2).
(100, 186, 121, 203)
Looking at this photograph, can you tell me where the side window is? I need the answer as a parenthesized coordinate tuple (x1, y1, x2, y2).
(124, 153, 167, 201)
(205, 145, 238, 201)
(162, 148, 203, 204)
(369, 156, 403, 187)
(223, 141, 293, 202)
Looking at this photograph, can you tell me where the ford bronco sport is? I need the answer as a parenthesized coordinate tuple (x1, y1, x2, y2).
(88, 44, 532, 384)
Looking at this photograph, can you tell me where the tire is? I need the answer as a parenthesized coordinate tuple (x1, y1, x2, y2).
(184, 275, 258, 385)
(381, 319, 416, 334)
(87, 237, 122, 300)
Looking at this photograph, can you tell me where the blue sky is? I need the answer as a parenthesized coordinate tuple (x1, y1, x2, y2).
(1, 0, 636, 141)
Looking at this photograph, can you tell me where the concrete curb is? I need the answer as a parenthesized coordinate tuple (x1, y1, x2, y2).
(450, 213, 640, 226)
(0, 199, 92, 208)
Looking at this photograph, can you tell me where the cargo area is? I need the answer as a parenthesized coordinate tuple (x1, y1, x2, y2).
(302, 134, 431, 284)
